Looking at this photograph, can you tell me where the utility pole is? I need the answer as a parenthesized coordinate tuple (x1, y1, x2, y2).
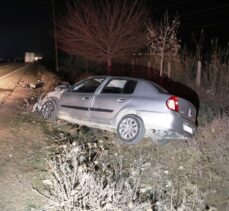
(52, 0, 59, 72)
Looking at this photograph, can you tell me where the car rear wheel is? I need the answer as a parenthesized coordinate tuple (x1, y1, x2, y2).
(41, 99, 58, 121)
(117, 115, 145, 144)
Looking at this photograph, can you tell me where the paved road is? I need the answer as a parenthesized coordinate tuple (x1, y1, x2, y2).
(0, 64, 48, 210)
(0, 64, 25, 78)
(0, 63, 32, 90)
(0, 63, 34, 105)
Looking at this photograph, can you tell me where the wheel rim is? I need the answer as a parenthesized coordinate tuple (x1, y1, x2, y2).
(118, 117, 139, 140)
(41, 101, 55, 119)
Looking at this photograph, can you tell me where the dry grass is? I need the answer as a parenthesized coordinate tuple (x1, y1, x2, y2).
(37, 68, 59, 92)
(35, 113, 229, 210)
(39, 137, 151, 210)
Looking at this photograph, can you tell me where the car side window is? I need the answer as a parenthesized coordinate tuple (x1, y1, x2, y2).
(123, 80, 137, 94)
(72, 78, 104, 93)
(102, 79, 137, 94)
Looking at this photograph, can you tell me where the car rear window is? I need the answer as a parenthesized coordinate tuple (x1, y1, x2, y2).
(151, 82, 168, 94)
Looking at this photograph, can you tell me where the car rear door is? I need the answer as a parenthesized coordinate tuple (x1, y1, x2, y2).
(89, 79, 137, 124)
(59, 77, 105, 121)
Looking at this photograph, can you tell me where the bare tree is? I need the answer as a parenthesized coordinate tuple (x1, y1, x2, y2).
(147, 13, 180, 76)
(57, 0, 148, 74)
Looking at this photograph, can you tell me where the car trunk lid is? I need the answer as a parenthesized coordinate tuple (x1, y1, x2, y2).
(178, 98, 196, 123)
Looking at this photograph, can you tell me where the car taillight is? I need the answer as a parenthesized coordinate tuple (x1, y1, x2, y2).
(166, 96, 179, 112)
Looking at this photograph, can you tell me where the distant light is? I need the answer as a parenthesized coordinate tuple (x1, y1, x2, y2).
(34, 56, 43, 61)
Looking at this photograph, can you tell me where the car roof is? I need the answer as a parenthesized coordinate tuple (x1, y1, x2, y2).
(89, 75, 168, 95)
(90, 75, 148, 83)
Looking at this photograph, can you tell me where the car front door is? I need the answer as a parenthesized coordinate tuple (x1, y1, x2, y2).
(59, 77, 105, 121)
(90, 79, 137, 124)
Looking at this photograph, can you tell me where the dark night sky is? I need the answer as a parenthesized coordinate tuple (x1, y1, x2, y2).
(151, 0, 229, 48)
(0, 0, 228, 60)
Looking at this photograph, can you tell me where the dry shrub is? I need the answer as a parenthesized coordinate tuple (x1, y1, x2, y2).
(39, 130, 209, 211)
(191, 116, 229, 209)
(200, 115, 229, 143)
(202, 41, 229, 96)
(155, 116, 228, 210)
(41, 138, 151, 210)
(37, 70, 59, 92)
(196, 115, 229, 168)
(197, 102, 223, 126)
(151, 116, 229, 210)
(131, 145, 206, 211)
(38, 115, 229, 210)
(96, 138, 207, 211)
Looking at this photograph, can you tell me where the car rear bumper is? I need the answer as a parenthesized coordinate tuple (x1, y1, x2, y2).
(139, 111, 196, 139)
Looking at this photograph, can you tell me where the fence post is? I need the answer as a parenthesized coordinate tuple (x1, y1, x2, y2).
(147, 61, 151, 78)
(196, 60, 201, 88)
(131, 60, 135, 76)
(167, 62, 171, 78)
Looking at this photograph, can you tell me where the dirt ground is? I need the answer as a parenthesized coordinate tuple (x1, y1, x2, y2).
(0, 114, 49, 211)
(0, 64, 56, 211)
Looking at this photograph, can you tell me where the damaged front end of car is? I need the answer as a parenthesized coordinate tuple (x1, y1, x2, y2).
(32, 83, 69, 113)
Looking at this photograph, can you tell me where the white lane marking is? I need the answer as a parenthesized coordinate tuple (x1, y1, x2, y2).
(0, 64, 29, 81)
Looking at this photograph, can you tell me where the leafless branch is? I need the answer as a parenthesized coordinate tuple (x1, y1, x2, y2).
(57, 0, 148, 74)
(147, 13, 180, 76)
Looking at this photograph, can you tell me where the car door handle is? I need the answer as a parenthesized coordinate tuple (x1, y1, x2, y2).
(82, 96, 89, 101)
(117, 98, 126, 103)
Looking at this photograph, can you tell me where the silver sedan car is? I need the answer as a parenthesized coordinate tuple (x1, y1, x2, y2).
(37, 76, 196, 144)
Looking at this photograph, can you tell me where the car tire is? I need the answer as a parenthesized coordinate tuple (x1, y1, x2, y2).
(40, 99, 58, 121)
(117, 115, 145, 144)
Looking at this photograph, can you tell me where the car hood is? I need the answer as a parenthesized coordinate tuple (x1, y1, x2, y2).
(45, 89, 65, 99)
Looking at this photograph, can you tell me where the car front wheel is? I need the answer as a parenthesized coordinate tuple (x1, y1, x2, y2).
(41, 99, 58, 121)
(117, 115, 145, 144)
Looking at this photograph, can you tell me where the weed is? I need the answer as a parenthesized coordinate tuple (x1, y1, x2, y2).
(198, 102, 222, 126)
